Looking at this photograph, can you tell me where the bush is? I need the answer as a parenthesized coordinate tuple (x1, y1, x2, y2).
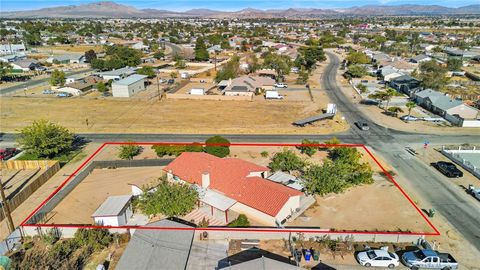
(118, 144, 143, 160)
(260, 151, 269, 158)
(73, 228, 113, 252)
(297, 139, 319, 157)
(269, 149, 305, 172)
(205, 136, 230, 158)
(152, 144, 186, 157)
(41, 228, 60, 245)
(227, 214, 250, 227)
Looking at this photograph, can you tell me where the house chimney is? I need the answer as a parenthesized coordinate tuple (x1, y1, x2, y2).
(201, 172, 210, 188)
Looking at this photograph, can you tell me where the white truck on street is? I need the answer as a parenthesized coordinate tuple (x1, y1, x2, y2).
(265, 90, 284, 99)
(401, 249, 458, 270)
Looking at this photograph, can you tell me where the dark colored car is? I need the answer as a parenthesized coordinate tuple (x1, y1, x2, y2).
(355, 122, 370, 131)
(167, 79, 175, 84)
(431, 161, 463, 178)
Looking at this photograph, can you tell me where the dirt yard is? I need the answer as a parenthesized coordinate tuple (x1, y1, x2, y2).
(2, 169, 46, 199)
(0, 96, 348, 134)
(47, 167, 164, 224)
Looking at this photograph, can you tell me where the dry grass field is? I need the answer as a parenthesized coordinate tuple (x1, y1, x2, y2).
(0, 96, 348, 134)
(35, 44, 104, 53)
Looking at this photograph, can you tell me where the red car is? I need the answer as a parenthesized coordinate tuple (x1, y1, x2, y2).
(0, 148, 17, 160)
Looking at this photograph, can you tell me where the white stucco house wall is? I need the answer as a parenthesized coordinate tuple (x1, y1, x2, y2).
(112, 74, 147, 97)
(92, 195, 133, 226)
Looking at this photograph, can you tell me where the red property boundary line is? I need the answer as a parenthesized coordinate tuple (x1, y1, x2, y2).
(20, 142, 440, 236)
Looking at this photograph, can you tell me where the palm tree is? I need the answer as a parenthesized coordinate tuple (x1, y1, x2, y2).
(387, 106, 404, 117)
(384, 88, 396, 112)
(406, 101, 417, 120)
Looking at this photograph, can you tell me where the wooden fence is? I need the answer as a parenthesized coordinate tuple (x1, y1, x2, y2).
(0, 160, 58, 170)
(0, 160, 60, 221)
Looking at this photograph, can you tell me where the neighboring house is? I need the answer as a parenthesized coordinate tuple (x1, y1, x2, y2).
(389, 75, 421, 96)
(10, 59, 44, 72)
(207, 45, 222, 54)
(388, 60, 416, 74)
(222, 76, 275, 97)
(410, 54, 432, 64)
(115, 219, 194, 270)
(416, 90, 480, 126)
(92, 195, 133, 226)
(97, 66, 136, 81)
(0, 54, 26, 63)
(47, 54, 86, 64)
(164, 152, 304, 226)
(220, 256, 303, 270)
(112, 74, 147, 97)
(58, 76, 100, 96)
(0, 44, 26, 55)
(131, 42, 149, 51)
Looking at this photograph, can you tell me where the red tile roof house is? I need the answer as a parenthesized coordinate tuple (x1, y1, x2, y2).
(163, 152, 303, 226)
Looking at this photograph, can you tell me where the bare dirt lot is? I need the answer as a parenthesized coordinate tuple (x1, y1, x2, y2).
(47, 167, 164, 224)
(0, 96, 348, 134)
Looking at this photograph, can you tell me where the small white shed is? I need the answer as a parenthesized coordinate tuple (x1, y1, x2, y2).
(190, 88, 205, 95)
(92, 195, 133, 226)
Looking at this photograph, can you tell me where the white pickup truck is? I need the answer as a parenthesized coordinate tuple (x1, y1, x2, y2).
(402, 249, 458, 270)
(467, 185, 480, 200)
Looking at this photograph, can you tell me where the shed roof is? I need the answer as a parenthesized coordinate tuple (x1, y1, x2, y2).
(222, 256, 302, 270)
(92, 195, 132, 217)
(113, 74, 147, 86)
(115, 219, 194, 270)
(200, 188, 237, 211)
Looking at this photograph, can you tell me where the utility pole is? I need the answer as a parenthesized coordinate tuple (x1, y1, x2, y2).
(214, 50, 218, 71)
(0, 164, 15, 233)
(156, 71, 161, 101)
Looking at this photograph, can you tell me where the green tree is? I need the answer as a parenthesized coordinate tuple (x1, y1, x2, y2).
(296, 67, 309, 84)
(405, 101, 417, 120)
(298, 46, 326, 70)
(194, 37, 209, 61)
(16, 120, 74, 159)
(137, 180, 198, 217)
(346, 51, 370, 65)
(297, 139, 319, 157)
(153, 50, 165, 60)
(0, 62, 13, 78)
(50, 69, 66, 86)
(269, 149, 305, 172)
(346, 65, 367, 78)
(96, 81, 107, 93)
(215, 55, 240, 82)
(419, 60, 449, 90)
(73, 228, 112, 252)
(137, 66, 156, 78)
(356, 83, 367, 93)
(205, 136, 230, 158)
(118, 144, 143, 160)
(185, 142, 204, 152)
(446, 57, 462, 71)
(263, 53, 292, 80)
(84, 49, 97, 63)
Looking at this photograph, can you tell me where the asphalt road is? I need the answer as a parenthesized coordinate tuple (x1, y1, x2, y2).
(1, 52, 479, 253)
(0, 68, 94, 96)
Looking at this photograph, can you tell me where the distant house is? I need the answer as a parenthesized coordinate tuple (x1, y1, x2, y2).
(112, 74, 147, 97)
(221, 76, 275, 97)
(0, 44, 26, 55)
(98, 67, 136, 81)
(92, 195, 133, 226)
(207, 45, 222, 54)
(0, 54, 26, 63)
(10, 59, 44, 72)
(58, 76, 100, 96)
(410, 54, 432, 64)
(389, 75, 421, 96)
(164, 152, 304, 226)
(46, 54, 85, 64)
(131, 42, 149, 52)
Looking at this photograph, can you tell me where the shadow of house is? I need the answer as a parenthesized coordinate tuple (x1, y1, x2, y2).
(218, 248, 300, 269)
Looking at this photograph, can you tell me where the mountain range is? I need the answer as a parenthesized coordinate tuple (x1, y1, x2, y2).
(2, 1, 480, 18)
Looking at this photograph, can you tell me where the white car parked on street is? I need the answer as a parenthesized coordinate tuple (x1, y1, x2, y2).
(356, 249, 400, 268)
(274, 83, 288, 88)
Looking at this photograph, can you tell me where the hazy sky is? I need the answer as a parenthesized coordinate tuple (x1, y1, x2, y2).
(1, 0, 478, 12)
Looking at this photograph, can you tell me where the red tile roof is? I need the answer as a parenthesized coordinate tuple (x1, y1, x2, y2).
(164, 152, 302, 217)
